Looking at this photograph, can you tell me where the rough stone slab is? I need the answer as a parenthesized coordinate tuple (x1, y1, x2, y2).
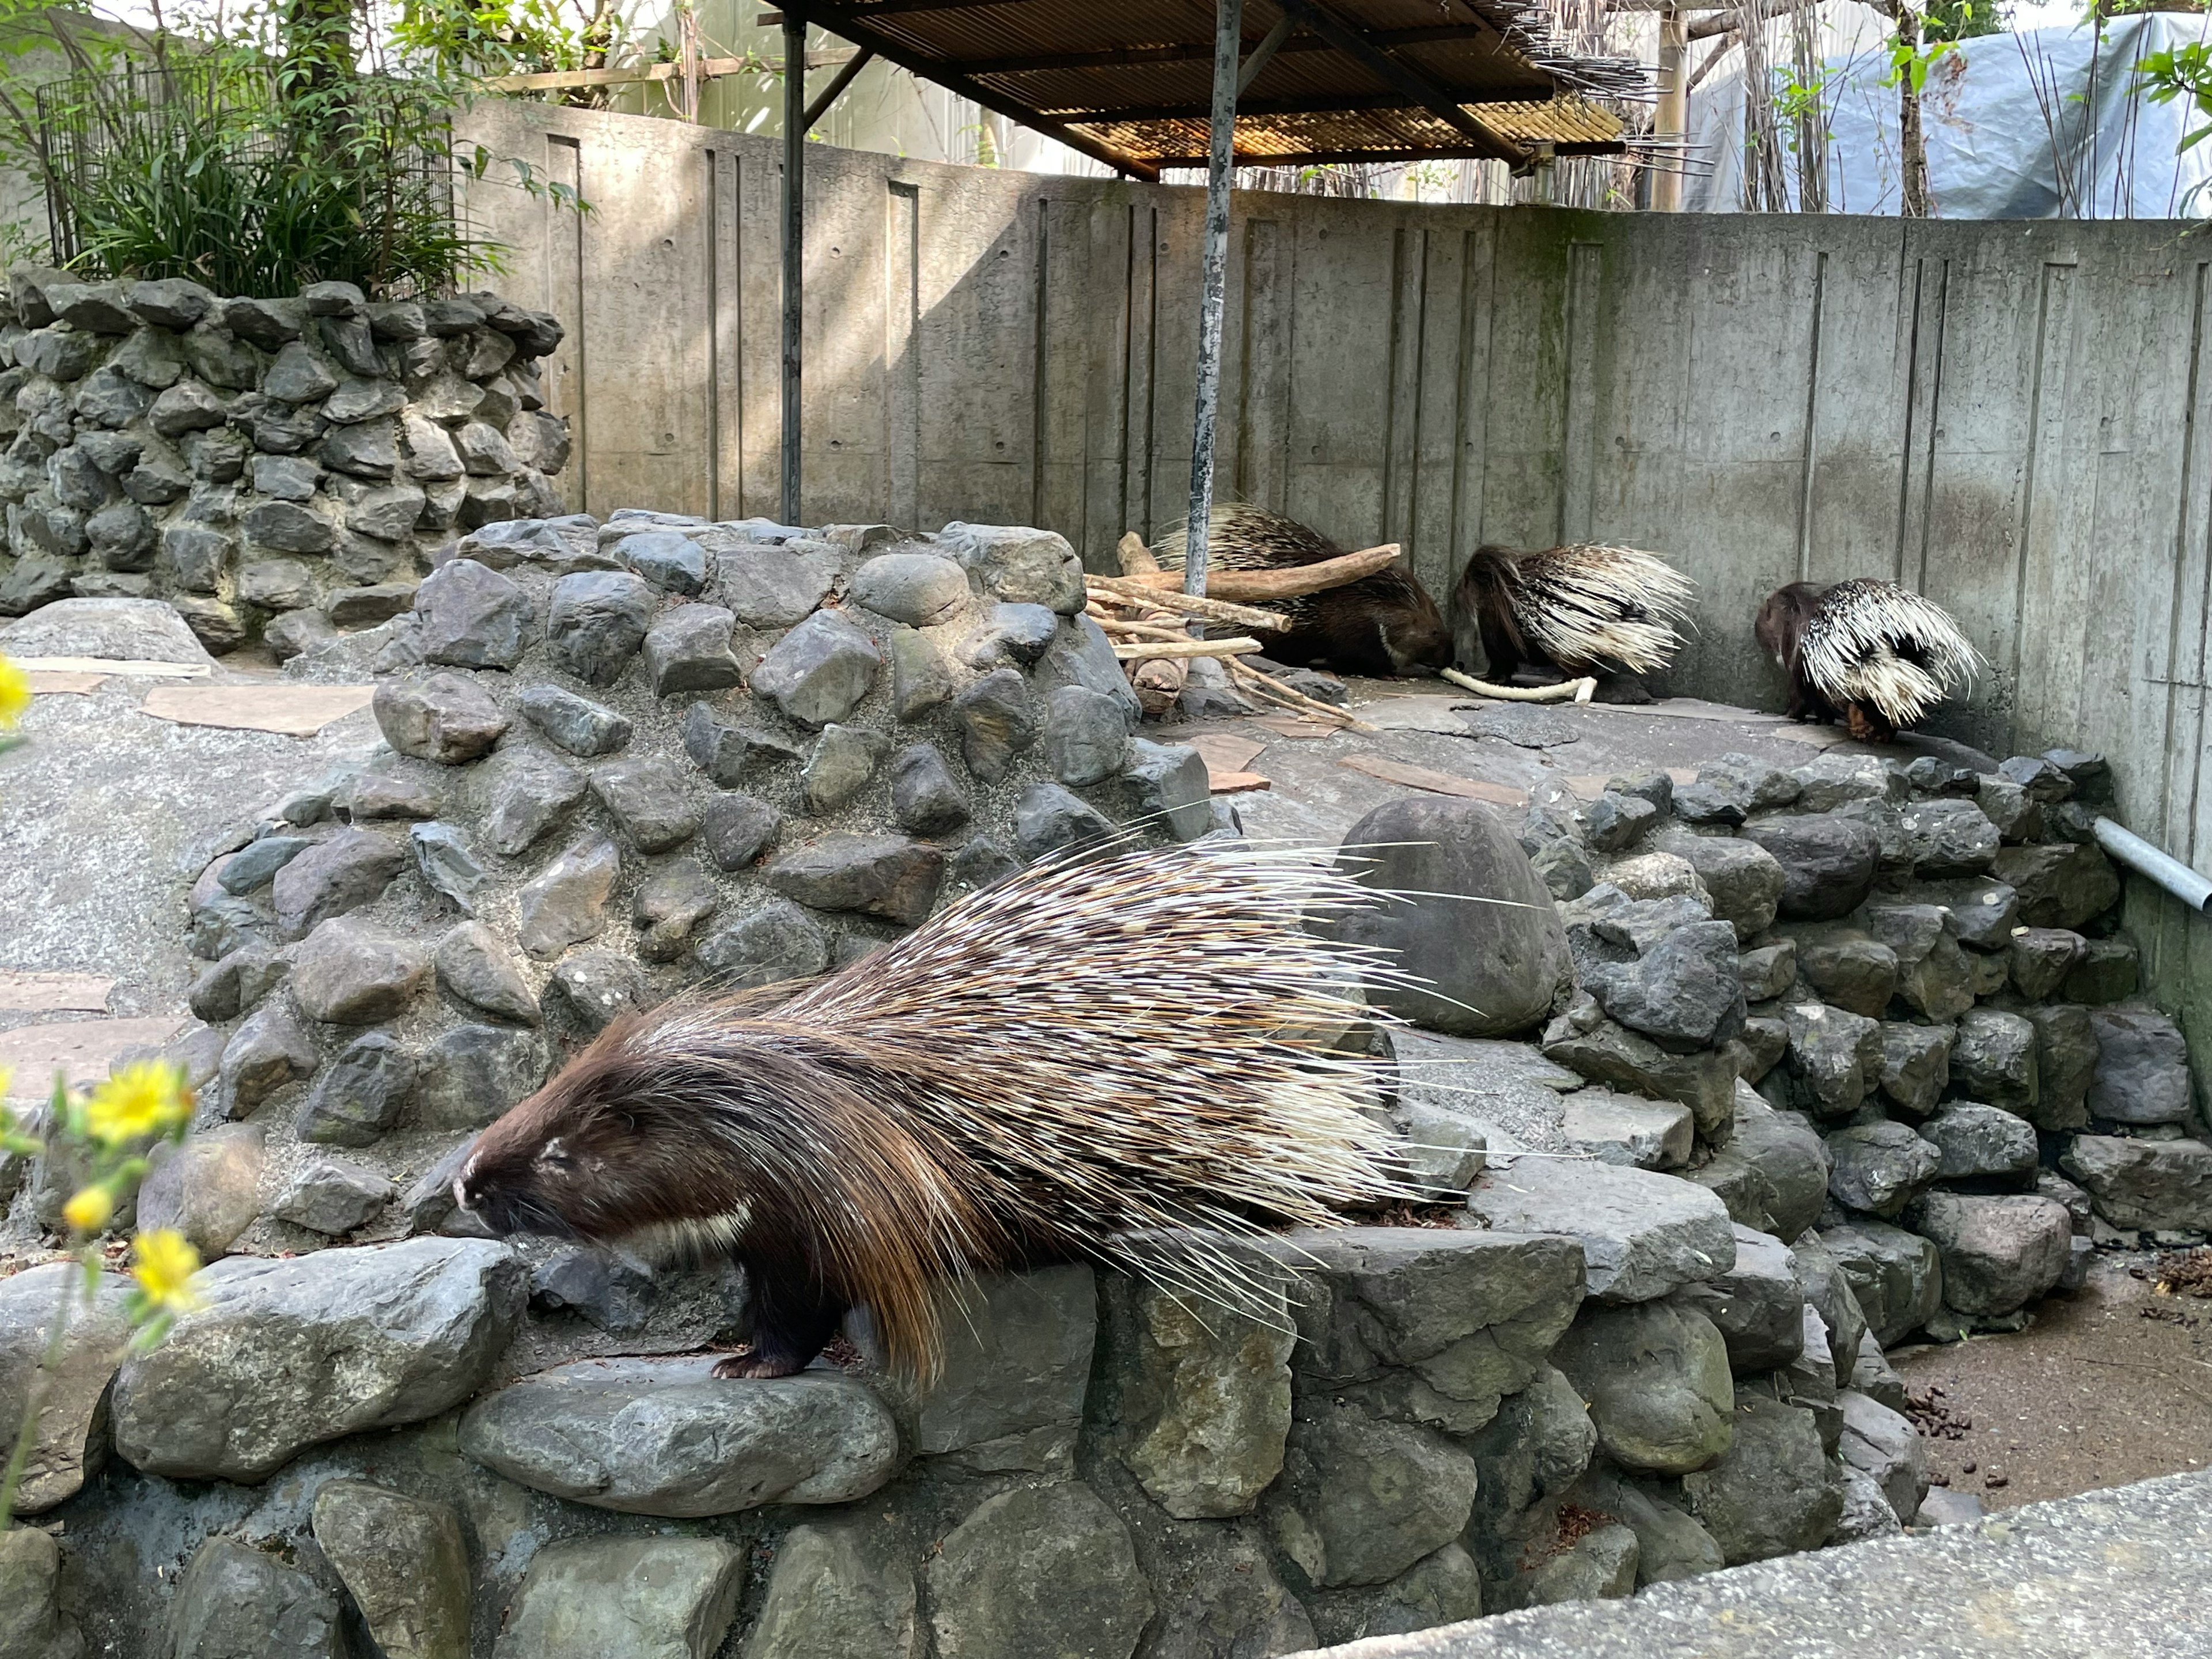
(494, 1537, 744, 1659)
(1464, 1159, 1734, 1303)
(459, 1355, 901, 1516)
(2060, 1135, 2212, 1232)
(1285, 1470, 2212, 1659)
(0, 1262, 135, 1513)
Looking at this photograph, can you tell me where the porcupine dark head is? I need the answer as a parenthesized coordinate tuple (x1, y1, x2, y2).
(1755, 580, 1826, 683)
(1450, 546, 1531, 677)
(1155, 504, 1452, 677)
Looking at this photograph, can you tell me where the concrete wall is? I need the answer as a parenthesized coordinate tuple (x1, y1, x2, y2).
(459, 98, 2212, 1044)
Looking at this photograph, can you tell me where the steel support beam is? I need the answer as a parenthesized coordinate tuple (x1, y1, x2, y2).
(782, 14, 805, 524)
(1183, 0, 1242, 628)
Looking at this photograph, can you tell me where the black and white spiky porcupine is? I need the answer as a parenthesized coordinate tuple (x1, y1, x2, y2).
(454, 839, 1418, 1381)
(1151, 503, 1452, 678)
(1756, 578, 1980, 743)
(1452, 542, 1696, 701)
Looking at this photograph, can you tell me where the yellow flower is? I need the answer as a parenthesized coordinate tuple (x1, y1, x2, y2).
(83, 1060, 193, 1148)
(130, 1229, 202, 1315)
(62, 1185, 113, 1233)
(0, 652, 26, 730)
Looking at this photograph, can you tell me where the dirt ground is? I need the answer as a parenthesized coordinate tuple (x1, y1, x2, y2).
(1892, 1249, 2212, 1511)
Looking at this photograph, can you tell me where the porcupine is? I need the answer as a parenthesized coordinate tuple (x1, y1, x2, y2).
(1451, 542, 1695, 704)
(1150, 503, 1452, 678)
(452, 838, 1419, 1381)
(1755, 577, 1980, 744)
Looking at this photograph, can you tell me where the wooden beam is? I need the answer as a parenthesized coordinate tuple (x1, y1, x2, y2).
(1652, 5, 1685, 210)
(774, 0, 1162, 179)
(940, 23, 1489, 78)
(802, 44, 874, 125)
(1237, 13, 1295, 93)
(1275, 0, 1521, 162)
(1182, 0, 1243, 630)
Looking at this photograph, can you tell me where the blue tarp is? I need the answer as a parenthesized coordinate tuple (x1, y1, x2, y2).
(1685, 12, 2212, 217)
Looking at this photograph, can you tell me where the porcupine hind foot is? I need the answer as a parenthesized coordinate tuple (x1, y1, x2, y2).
(1843, 703, 1894, 745)
(1590, 669, 1654, 706)
(713, 1268, 848, 1380)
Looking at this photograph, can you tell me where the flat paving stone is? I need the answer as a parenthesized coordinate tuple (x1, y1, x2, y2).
(141, 683, 374, 736)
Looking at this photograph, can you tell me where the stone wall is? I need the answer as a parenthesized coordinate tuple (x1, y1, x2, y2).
(0, 270, 569, 654)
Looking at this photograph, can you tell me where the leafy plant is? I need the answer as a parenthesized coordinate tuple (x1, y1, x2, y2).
(2138, 39, 2212, 154)
(0, 1059, 202, 1532)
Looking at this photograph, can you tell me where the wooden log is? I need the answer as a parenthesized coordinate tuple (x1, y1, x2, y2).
(1105, 542, 1400, 601)
(1112, 637, 1266, 661)
(1225, 657, 1375, 730)
(1084, 575, 1290, 631)
(1440, 666, 1599, 704)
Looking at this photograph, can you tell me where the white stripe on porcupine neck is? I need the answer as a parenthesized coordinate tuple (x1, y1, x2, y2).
(625, 836, 1459, 1331)
(1801, 579, 1981, 727)
(1514, 544, 1696, 676)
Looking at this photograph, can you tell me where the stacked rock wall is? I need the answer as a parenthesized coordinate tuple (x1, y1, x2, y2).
(0, 268, 569, 654)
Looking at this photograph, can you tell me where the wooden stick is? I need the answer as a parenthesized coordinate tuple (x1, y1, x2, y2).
(1226, 657, 1375, 730)
(1440, 666, 1599, 704)
(1090, 612, 1228, 643)
(1116, 532, 1161, 577)
(1104, 542, 1400, 601)
(1113, 637, 1266, 661)
(1085, 575, 1289, 631)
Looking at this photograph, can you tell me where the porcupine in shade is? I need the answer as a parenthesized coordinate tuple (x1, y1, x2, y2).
(1150, 503, 1452, 678)
(1755, 577, 1980, 744)
(1451, 542, 1696, 703)
(452, 839, 1417, 1381)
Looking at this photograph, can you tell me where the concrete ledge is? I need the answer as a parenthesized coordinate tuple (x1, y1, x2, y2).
(1291, 1470, 2212, 1658)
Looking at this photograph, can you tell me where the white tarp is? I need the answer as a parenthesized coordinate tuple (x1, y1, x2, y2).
(1685, 12, 2212, 217)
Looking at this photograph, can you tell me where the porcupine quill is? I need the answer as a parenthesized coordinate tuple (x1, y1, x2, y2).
(453, 836, 1443, 1382)
(1758, 577, 1980, 741)
(1454, 542, 1696, 682)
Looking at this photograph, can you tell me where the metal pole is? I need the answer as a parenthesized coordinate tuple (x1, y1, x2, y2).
(781, 16, 805, 526)
(1183, 0, 1241, 632)
(1654, 5, 1687, 213)
(2095, 817, 2212, 912)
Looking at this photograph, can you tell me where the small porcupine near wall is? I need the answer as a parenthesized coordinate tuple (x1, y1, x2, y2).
(1756, 577, 1981, 744)
(1452, 542, 1695, 700)
(454, 838, 1416, 1380)
(1151, 505, 1452, 677)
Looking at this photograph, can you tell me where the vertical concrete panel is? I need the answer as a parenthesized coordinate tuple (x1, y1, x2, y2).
(1476, 210, 1572, 552)
(1559, 237, 1604, 546)
(1078, 195, 1136, 567)
(1233, 215, 1294, 518)
(1406, 221, 1470, 603)
(1034, 195, 1099, 544)
(1123, 203, 1160, 543)
(911, 169, 1036, 525)
(707, 145, 743, 521)
(1381, 221, 1428, 551)
(1281, 200, 1398, 548)
(800, 146, 895, 524)
(884, 180, 923, 533)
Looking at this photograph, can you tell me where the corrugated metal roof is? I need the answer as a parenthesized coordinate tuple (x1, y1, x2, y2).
(775, 0, 1639, 180)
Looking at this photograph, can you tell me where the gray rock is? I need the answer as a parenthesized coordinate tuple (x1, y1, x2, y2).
(851, 549, 969, 624)
(112, 1237, 523, 1480)
(290, 915, 429, 1023)
(48, 279, 137, 332)
(1459, 1370, 1600, 1596)
(740, 1520, 918, 1659)
(1875, 1021, 1953, 1117)
(1838, 1388, 1927, 1527)
(716, 539, 840, 628)
(1900, 798, 2001, 875)
(218, 835, 312, 895)
(1821, 1217, 1944, 1346)
(1684, 1089, 1830, 1243)
(252, 453, 320, 501)
(946, 836, 1020, 894)
(410, 820, 488, 914)
(1825, 1120, 1942, 1218)
(1270, 1400, 1480, 1586)
(546, 569, 657, 685)
(1978, 776, 2042, 842)
(484, 748, 586, 854)
(1653, 831, 1786, 940)
(1991, 842, 2122, 929)
(1831, 1461, 1906, 1543)
(642, 603, 746, 695)
(2010, 927, 2087, 998)
(494, 1537, 744, 1659)
(589, 755, 700, 852)
(517, 835, 620, 957)
(519, 683, 631, 756)
(414, 1024, 549, 1130)
(2088, 1006, 2192, 1124)
(324, 416, 400, 478)
(679, 701, 796, 787)
(1681, 1391, 1844, 1565)
(149, 377, 231, 436)
(1860, 904, 1976, 1022)
(131, 1124, 260, 1256)
(702, 790, 784, 870)
(952, 666, 1037, 782)
(696, 897, 830, 986)
(218, 1001, 319, 1113)
(901, 1265, 1097, 1471)
(0, 1262, 135, 1513)
(635, 859, 719, 961)
(0, 1525, 82, 1659)
(1739, 815, 1881, 921)
(330, 579, 424, 629)
(129, 275, 217, 329)
(1572, 1467, 1726, 1589)
(891, 743, 971, 835)
(1014, 779, 1117, 859)
(1561, 1089, 1694, 1170)
(752, 608, 882, 727)
(312, 1481, 472, 1659)
(2016, 1006, 2090, 1134)
(1518, 1524, 1642, 1610)
(1316, 797, 1567, 1039)
(1467, 1158, 1734, 1303)
(764, 832, 942, 926)
(1532, 839, 1598, 901)
(1554, 1300, 1734, 1474)
(1919, 1100, 2039, 1181)
(1794, 930, 1899, 1018)
(188, 944, 290, 1022)
(1043, 684, 1134, 786)
(1675, 1224, 1805, 1373)
(1950, 1008, 2039, 1113)
(1584, 791, 1660, 853)
(961, 600, 1059, 669)
(1367, 1543, 1487, 1637)
(1543, 1017, 1740, 1138)
(543, 950, 649, 1035)
(415, 557, 531, 668)
(1903, 1191, 2072, 1317)
(373, 672, 508, 764)
(616, 529, 709, 594)
(297, 1032, 416, 1145)
(274, 1153, 394, 1234)
(529, 1247, 656, 1332)
(462, 1354, 897, 1514)
(1585, 920, 1747, 1048)
(271, 828, 408, 940)
(1123, 738, 1214, 842)
(166, 1537, 341, 1659)
(939, 522, 1086, 613)
(2065, 936, 2141, 1003)
(2059, 1135, 2212, 1231)
(889, 624, 955, 720)
(804, 723, 892, 813)
(1738, 1013, 1789, 1084)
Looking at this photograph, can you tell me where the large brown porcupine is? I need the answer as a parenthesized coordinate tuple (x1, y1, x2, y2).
(1453, 543, 1695, 698)
(1151, 504, 1452, 677)
(1756, 578, 1980, 743)
(453, 839, 1416, 1381)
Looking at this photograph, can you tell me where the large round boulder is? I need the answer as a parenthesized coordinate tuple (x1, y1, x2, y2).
(1316, 797, 1568, 1037)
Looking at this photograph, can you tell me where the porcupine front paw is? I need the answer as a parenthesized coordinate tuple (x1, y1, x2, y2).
(712, 1350, 809, 1380)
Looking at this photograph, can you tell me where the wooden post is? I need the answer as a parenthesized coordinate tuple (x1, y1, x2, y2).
(1182, 0, 1242, 633)
(781, 14, 805, 525)
(1654, 5, 1687, 213)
